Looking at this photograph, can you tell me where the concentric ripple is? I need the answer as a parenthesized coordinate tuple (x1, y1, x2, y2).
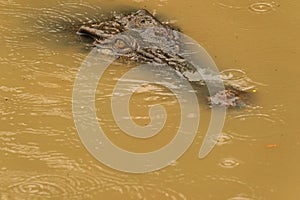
(33, 3, 102, 33)
(6, 172, 103, 199)
(215, 133, 233, 146)
(221, 69, 247, 80)
(0, 1, 105, 49)
(226, 105, 285, 141)
(248, 2, 278, 13)
(219, 157, 241, 169)
(202, 174, 258, 199)
(213, 0, 279, 13)
(220, 69, 266, 91)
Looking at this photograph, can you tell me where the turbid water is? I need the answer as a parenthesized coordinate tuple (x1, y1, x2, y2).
(1, 0, 300, 199)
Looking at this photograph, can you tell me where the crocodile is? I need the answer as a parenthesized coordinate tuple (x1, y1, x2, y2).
(77, 9, 253, 107)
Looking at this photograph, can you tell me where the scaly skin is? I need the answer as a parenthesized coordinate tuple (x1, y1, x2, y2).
(77, 9, 250, 107)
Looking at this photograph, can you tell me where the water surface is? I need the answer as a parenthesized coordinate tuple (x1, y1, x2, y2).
(1, 0, 299, 199)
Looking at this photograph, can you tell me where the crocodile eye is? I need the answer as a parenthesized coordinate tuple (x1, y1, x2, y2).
(112, 37, 134, 54)
(114, 39, 127, 49)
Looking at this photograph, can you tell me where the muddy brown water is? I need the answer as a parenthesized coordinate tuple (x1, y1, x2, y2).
(0, 0, 299, 199)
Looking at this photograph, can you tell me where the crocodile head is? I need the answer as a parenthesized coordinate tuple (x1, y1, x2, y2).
(77, 9, 172, 42)
(77, 9, 189, 72)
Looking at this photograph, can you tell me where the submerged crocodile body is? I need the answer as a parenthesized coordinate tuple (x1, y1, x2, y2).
(77, 9, 252, 107)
